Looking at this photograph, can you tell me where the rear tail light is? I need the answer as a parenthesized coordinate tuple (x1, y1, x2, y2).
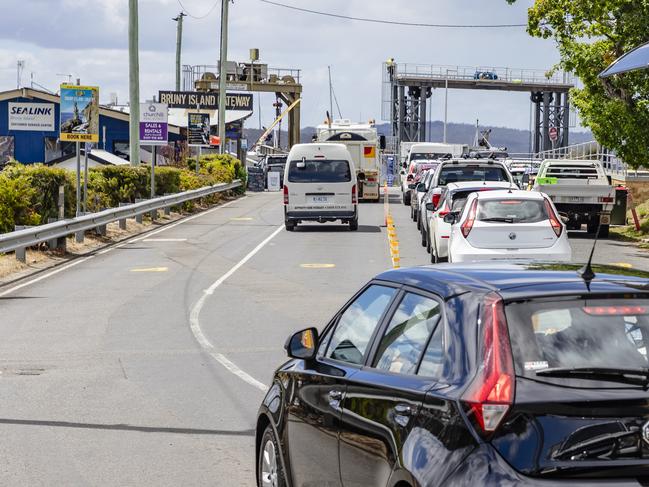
(544, 198, 562, 237)
(598, 196, 614, 203)
(352, 184, 357, 204)
(461, 199, 478, 238)
(438, 202, 450, 217)
(283, 185, 289, 205)
(431, 193, 441, 209)
(462, 292, 514, 434)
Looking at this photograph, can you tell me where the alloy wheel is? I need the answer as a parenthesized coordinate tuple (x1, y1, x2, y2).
(261, 439, 279, 487)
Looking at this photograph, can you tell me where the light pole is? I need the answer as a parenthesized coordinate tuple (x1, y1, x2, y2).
(443, 70, 449, 143)
(173, 12, 186, 91)
(128, 0, 140, 166)
(218, 0, 230, 155)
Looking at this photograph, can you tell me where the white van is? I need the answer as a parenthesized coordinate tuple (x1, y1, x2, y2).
(283, 143, 358, 231)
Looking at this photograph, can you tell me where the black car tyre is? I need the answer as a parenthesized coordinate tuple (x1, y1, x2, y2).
(416, 210, 421, 229)
(258, 425, 286, 487)
(421, 227, 427, 247)
(598, 224, 610, 238)
(349, 217, 359, 231)
(403, 192, 411, 206)
(431, 241, 439, 263)
(285, 221, 295, 232)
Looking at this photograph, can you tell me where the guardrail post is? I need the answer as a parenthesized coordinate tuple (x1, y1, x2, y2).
(47, 217, 67, 252)
(118, 202, 129, 230)
(75, 214, 84, 243)
(135, 199, 144, 224)
(163, 194, 171, 216)
(14, 225, 30, 263)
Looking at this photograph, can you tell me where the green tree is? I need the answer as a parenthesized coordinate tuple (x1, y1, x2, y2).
(508, 0, 649, 167)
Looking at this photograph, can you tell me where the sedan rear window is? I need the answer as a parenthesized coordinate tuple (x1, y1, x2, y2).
(438, 166, 509, 185)
(477, 199, 547, 223)
(506, 299, 649, 385)
(287, 159, 352, 183)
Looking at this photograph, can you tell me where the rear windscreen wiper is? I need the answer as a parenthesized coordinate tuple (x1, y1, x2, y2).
(536, 367, 649, 386)
(479, 217, 515, 223)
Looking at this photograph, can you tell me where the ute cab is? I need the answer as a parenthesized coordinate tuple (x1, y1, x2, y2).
(283, 143, 358, 231)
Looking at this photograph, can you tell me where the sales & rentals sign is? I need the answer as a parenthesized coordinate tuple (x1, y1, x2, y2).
(139, 103, 168, 145)
(9, 103, 55, 131)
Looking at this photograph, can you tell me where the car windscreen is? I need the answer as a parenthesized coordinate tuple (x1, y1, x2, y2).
(411, 152, 450, 161)
(266, 157, 287, 166)
(506, 299, 649, 386)
(477, 199, 547, 223)
(287, 159, 352, 183)
(449, 188, 499, 212)
(438, 165, 509, 185)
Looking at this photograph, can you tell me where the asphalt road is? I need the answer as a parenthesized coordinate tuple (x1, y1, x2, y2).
(0, 189, 647, 486)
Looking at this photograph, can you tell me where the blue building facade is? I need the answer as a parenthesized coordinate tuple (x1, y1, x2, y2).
(0, 88, 182, 164)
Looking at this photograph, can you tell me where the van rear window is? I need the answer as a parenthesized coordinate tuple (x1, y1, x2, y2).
(439, 166, 509, 186)
(287, 160, 352, 183)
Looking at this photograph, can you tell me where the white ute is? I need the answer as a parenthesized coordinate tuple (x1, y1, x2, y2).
(283, 143, 358, 231)
(447, 190, 571, 263)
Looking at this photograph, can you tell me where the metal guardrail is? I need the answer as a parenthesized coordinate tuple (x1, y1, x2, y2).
(0, 180, 242, 255)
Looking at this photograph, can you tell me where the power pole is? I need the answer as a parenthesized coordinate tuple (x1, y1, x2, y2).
(328, 66, 333, 121)
(129, 0, 141, 166)
(173, 12, 186, 91)
(218, 0, 230, 154)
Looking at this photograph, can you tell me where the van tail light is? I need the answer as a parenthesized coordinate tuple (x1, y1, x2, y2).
(283, 185, 289, 205)
(598, 196, 614, 203)
(352, 184, 357, 204)
(462, 292, 514, 434)
(461, 199, 478, 238)
(438, 202, 450, 217)
(431, 192, 441, 208)
(544, 198, 562, 237)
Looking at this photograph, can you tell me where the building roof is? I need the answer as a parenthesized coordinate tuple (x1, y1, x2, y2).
(46, 148, 131, 167)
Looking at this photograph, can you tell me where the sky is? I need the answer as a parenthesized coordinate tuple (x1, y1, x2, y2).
(0, 0, 569, 132)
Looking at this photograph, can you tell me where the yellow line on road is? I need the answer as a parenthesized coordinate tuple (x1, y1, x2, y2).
(130, 267, 169, 273)
(610, 262, 633, 268)
(230, 217, 254, 221)
(300, 263, 336, 269)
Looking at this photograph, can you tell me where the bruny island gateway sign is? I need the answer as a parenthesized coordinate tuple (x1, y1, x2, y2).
(158, 91, 253, 111)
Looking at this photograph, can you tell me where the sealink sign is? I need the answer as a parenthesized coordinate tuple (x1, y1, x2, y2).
(9, 102, 55, 131)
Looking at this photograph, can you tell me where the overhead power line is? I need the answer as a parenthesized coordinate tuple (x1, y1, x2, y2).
(259, 0, 527, 28)
(176, 0, 221, 19)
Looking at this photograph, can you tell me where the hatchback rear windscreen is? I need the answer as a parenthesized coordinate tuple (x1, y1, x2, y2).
(506, 299, 649, 385)
(438, 166, 509, 185)
(450, 188, 500, 212)
(287, 159, 351, 183)
(477, 199, 547, 223)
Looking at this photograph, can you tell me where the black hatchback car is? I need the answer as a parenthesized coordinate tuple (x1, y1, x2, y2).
(256, 263, 649, 486)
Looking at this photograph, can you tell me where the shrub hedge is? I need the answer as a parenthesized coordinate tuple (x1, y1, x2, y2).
(0, 154, 246, 234)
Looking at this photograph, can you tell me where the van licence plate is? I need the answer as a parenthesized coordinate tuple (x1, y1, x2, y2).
(311, 195, 330, 204)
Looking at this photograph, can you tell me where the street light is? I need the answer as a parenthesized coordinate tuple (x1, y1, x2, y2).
(600, 41, 649, 78)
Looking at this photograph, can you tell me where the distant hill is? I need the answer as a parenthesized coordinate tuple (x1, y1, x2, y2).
(244, 121, 593, 154)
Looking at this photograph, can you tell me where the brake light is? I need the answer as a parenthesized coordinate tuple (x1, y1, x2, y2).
(438, 202, 450, 217)
(431, 193, 441, 208)
(283, 185, 289, 205)
(598, 196, 614, 203)
(461, 199, 478, 238)
(544, 198, 562, 237)
(352, 184, 357, 204)
(583, 306, 649, 316)
(462, 293, 514, 434)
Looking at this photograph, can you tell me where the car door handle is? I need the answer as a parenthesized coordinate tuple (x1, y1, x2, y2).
(328, 390, 343, 401)
(394, 403, 414, 416)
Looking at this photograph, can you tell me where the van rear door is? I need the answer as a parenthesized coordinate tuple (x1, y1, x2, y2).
(286, 159, 355, 212)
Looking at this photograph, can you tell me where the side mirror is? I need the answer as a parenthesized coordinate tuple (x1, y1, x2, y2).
(408, 184, 417, 190)
(285, 328, 318, 360)
(443, 213, 457, 224)
(425, 202, 436, 211)
(357, 172, 366, 182)
(402, 162, 408, 169)
(406, 174, 414, 182)
(379, 135, 387, 150)
(417, 182, 426, 192)
(400, 169, 406, 175)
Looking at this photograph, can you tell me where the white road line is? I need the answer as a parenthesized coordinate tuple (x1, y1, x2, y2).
(0, 197, 247, 298)
(142, 238, 188, 242)
(189, 225, 284, 392)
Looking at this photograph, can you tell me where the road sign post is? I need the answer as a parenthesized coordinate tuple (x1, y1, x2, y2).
(188, 112, 210, 175)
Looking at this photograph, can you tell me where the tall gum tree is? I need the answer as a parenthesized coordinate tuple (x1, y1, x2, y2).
(508, 0, 649, 167)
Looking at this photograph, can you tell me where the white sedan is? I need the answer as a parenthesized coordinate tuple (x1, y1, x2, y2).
(447, 190, 572, 263)
(425, 181, 514, 263)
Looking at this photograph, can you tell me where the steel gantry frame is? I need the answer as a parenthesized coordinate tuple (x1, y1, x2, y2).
(382, 62, 574, 153)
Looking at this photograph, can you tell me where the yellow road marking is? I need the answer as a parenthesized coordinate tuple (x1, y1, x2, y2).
(611, 262, 633, 268)
(300, 263, 336, 269)
(130, 267, 169, 273)
(230, 217, 253, 221)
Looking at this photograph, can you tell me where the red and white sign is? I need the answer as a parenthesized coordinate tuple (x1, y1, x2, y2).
(549, 127, 558, 142)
